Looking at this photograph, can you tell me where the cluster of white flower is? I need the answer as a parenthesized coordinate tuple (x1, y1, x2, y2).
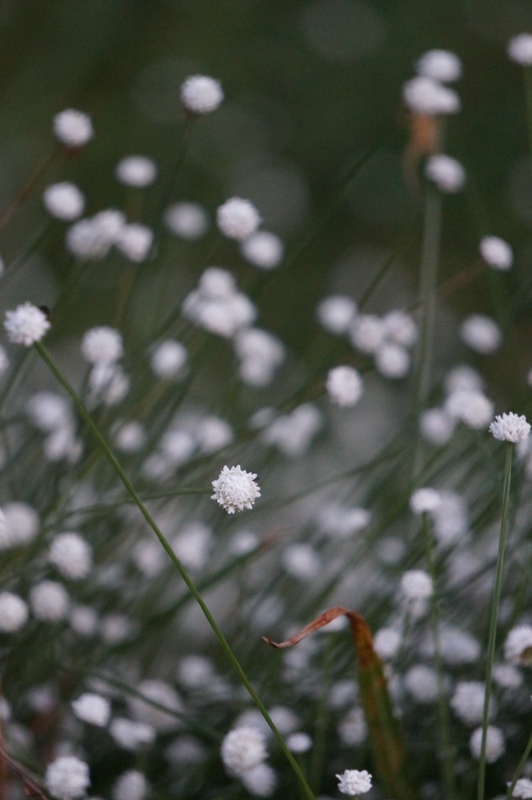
(221, 726, 276, 796)
(66, 209, 152, 262)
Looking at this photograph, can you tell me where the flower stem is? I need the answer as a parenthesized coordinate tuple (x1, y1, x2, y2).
(477, 441, 513, 800)
(35, 341, 315, 800)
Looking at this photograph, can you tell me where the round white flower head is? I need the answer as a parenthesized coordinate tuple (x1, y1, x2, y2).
(375, 342, 410, 379)
(240, 762, 277, 797)
(416, 49, 462, 82)
(217, 197, 261, 241)
(326, 366, 363, 407)
(400, 569, 433, 600)
(0, 502, 39, 549)
(402, 76, 461, 114)
(45, 755, 90, 800)
(221, 726, 268, 774)
(410, 487, 441, 515)
(512, 778, 532, 798)
(508, 34, 532, 66)
(286, 732, 312, 753)
(445, 389, 494, 430)
(4, 302, 50, 346)
(350, 313, 385, 354)
(0, 591, 28, 632)
(72, 693, 111, 727)
(115, 155, 157, 187)
(241, 231, 284, 270)
(112, 770, 147, 800)
(53, 109, 93, 148)
(480, 236, 513, 270)
(150, 340, 187, 379)
(30, 580, 70, 621)
(109, 717, 155, 750)
(336, 769, 372, 796)
(489, 412, 531, 443)
(43, 182, 85, 221)
(164, 202, 209, 239)
(404, 664, 439, 703)
(282, 543, 320, 581)
(81, 326, 123, 365)
(115, 223, 153, 262)
(180, 74, 224, 114)
(425, 154, 466, 192)
(373, 627, 401, 660)
(48, 532, 92, 580)
(460, 314, 502, 354)
(212, 465, 261, 514)
(317, 295, 357, 334)
(451, 681, 492, 726)
(469, 725, 505, 762)
(504, 624, 532, 664)
(420, 407, 455, 446)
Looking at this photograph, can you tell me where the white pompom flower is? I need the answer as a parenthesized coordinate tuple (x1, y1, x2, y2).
(180, 75, 224, 114)
(326, 366, 363, 407)
(45, 755, 90, 800)
(221, 726, 268, 775)
(216, 197, 261, 241)
(211, 465, 261, 514)
(336, 768, 372, 796)
(53, 109, 94, 149)
(489, 412, 531, 443)
(4, 302, 50, 347)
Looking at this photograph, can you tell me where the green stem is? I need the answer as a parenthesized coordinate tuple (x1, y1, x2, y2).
(34, 342, 314, 800)
(505, 729, 532, 800)
(477, 442, 513, 800)
(422, 514, 456, 800)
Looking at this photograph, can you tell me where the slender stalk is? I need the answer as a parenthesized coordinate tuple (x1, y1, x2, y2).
(505, 730, 532, 800)
(422, 514, 456, 800)
(34, 341, 315, 800)
(477, 442, 514, 800)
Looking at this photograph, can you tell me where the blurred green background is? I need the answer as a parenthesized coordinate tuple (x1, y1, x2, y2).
(1, 0, 532, 380)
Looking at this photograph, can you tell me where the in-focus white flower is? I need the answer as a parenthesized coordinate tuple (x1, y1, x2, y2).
(212, 465, 261, 514)
(469, 725, 505, 762)
(480, 236, 513, 270)
(53, 109, 93, 148)
(0, 592, 28, 632)
(425, 154, 466, 192)
(4, 303, 50, 346)
(336, 768, 372, 796)
(115, 155, 157, 187)
(43, 182, 85, 221)
(512, 778, 532, 798)
(72, 693, 111, 727)
(180, 75, 223, 114)
(217, 197, 261, 241)
(164, 202, 209, 239)
(504, 624, 532, 664)
(489, 412, 531, 443)
(221, 726, 268, 775)
(45, 755, 90, 800)
(241, 231, 284, 270)
(326, 366, 363, 407)
(415, 49, 462, 82)
(508, 34, 532, 66)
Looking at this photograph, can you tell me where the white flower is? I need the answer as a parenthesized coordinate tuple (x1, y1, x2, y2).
(508, 34, 532, 66)
(445, 389, 494, 430)
(410, 487, 441, 515)
(286, 732, 312, 753)
(512, 778, 532, 798)
(180, 75, 223, 114)
(404, 664, 439, 703)
(30, 580, 70, 621)
(402, 76, 461, 115)
(350, 313, 385, 354)
(416, 49, 462, 82)
(217, 197, 261, 240)
(373, 627, 401, 660)
(115, 223, 153, 262)
(425, 154, 466, 192)
(150, 340, 187, 379)
(164, 202, 209, 239)
(375, 342, 410, 378)
(241, 231, 284, 269)
(240, 762, 277, 797)
(504, 624, 532, 664)
(316, 295, 357, 334)
(48, 533, 92, 580)
(53, 109, 93, 148)
(45, 755, 90, 800)
(469, 725, 505, 762)
(336, 768, 372, 796)
(81, 326, 123, 365)
(112, 770, 147, 800)
(0, 502, 39, 549)
(109, 717, 155, 750)
(460, 314, 502, 354)
(326, 366, 363, 407)
(43, 182, 85, 220)
(115, 155, 157, 187)
(489, 412, 531, 443)
(400, 569, 433, 600)
(419, 407, 455, 446)
(221, 726, 268, 774)
(480, 236, 513, 270)
(212, 465, 261, 514)
(451, 681, 492, 726)
(4, 302, 50, 346)
(72, 693, 111, 727)
(0, 592, 28, 632)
